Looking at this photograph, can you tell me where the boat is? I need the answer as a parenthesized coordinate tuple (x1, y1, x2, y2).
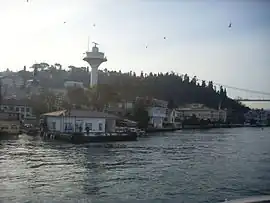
(222, 195, 270, 203)
(20, 124, 40, 136)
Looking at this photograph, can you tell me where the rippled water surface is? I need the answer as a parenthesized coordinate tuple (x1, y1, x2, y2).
(1, 128, 270, 203)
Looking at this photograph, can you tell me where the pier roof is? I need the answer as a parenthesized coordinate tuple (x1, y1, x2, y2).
(42, 109, 118, 119)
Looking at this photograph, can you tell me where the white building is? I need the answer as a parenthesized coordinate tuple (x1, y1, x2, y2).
(164, 108, 182, 127)
(0, 99, 34, 119)
(147, 106, 167, 128)
(64, 81, 84, 89)
(41, 109, 118, 133)
(135, 97, 169, 128)
(177, 103, 227, 123)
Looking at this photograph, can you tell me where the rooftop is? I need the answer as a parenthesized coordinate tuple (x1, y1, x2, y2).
(42, 109, 118, 119)
(1, 99, 31, 106)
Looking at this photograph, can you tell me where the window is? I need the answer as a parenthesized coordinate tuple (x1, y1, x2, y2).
(64, 123, 73, 131)
(16, 107, 19, 112)
(26, 108, 30, 112)
(21, 107, 25, 112)
(99, 123, 103, 131)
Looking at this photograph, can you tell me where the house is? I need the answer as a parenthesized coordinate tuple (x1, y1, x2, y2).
(104, 101, 134, 116)
(0, 99, 34, 119)
(1, 75, 24, 88)
(147, 106, 167, 128)
(164, 108, 182, 128)
(177, 103, 227, 123)
(135, 97, 169, 128)
(244, 109, 269, 125)
(64, 81, 84, 89)
(41, 109, 118, 133)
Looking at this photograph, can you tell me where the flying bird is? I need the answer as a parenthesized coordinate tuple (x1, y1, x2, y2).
(164, 37, 166, 39)
(228, 22, 232, 28)
(64, 21, 66, 24)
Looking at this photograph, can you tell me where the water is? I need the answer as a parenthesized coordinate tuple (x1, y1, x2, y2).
(0, 128, 270, 203)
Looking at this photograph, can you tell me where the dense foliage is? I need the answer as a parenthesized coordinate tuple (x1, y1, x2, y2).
(2, 63, 249, 122)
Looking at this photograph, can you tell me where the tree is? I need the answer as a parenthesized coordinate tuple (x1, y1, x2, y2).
(184, 74, 189, 83)
(39, 62, 50, 71)
(191, 76, 197, 85)
(67, 88, 89, 108)
(167, 99, 175, 109)
(201, 80, 206, 88)
(208, 81, 213, 89)
(133, 101, 149, 129)
(86, 84, 120, 111)
(29, 91, 57, 116)
(55, 63, 62, 70)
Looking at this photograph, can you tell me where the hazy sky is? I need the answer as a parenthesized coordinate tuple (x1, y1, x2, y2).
(0, 0, 270, 107)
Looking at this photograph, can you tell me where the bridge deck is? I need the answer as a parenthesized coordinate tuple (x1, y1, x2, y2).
(236, 99, 270, 102)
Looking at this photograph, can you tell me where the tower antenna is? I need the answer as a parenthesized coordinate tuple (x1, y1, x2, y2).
(87, 36, 90, 51)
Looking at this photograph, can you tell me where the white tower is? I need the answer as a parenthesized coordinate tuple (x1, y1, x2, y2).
(83, 42, 107, 87)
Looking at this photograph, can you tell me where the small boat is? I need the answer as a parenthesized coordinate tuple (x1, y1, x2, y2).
(222, 195, 270, 203)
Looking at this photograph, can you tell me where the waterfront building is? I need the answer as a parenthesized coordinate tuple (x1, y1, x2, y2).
(244, 109, 269, 125)
(0, 99, 34, 119)
(165, 108, 182, 128)
(104, 101, 134, 116)
(41, 109, 118, 133)
(148, 106, 167, 128)
(177, 103, 227, 123)
(135, 97, 168, 128)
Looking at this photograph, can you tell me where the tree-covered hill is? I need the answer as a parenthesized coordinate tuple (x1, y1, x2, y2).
(1, 63, 249, 118)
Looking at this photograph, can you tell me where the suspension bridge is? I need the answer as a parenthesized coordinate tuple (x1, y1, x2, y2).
(209, 81, 270, 103)
(193, 76, 270, 104)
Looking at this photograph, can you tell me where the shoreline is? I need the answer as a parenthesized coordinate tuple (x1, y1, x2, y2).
(146, 124, 269, 133)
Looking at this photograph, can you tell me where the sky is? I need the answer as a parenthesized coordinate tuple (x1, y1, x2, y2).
(0, 0, 270, 108)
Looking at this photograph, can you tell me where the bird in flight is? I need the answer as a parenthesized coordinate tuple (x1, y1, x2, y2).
(164, 37, 166, 39)
(228, 22, 232, 28)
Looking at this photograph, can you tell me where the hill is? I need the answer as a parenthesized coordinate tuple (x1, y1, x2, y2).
(1, 63, 249, 122)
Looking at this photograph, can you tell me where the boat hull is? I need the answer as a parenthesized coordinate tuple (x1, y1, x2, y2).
(69, 133, 137, 144)
(41, 131, 138, 144)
